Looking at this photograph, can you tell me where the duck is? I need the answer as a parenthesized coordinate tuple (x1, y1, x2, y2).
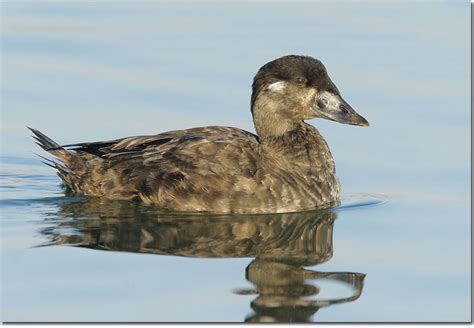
(29, 55, 368, 214)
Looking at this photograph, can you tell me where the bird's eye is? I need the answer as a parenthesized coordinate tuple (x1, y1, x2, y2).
(295, 76, 307, 85)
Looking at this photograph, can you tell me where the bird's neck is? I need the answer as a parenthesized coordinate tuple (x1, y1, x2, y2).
(260, 123, 321, 147)
(252, 96, 300, 139)
(251, 97, 334, 170)
(259, 123, 333, 169)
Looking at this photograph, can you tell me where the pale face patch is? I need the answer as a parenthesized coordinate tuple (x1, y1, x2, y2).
(267, 81, 287, 93)
(316, 91, 342, 109)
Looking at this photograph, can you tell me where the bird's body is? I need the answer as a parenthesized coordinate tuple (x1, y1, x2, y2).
(30, 55, 368, 214)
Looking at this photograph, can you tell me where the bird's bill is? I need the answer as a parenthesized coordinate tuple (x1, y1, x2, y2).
(310, 92, 369, 127)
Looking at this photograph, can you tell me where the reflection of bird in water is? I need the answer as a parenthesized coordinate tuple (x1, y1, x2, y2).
(40, 198, 366, 322)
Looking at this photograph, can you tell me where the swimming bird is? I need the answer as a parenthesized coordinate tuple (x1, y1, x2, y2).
(29, 55, 368, 214)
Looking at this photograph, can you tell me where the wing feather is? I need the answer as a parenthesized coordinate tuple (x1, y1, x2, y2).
(66, 126, 257, 176)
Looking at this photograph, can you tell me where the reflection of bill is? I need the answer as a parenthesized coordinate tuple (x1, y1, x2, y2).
(40, 198, 366, 322)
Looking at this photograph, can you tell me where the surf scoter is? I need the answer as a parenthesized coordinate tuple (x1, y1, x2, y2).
(30, 55, 368, 214)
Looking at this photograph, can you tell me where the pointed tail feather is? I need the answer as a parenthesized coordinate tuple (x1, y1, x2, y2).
(27, 127, 61, 151)
(28, 127, 80, 167)
(28, 127, 87, 191)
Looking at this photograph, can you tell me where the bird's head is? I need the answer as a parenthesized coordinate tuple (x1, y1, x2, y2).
(251, 55, 368, 138)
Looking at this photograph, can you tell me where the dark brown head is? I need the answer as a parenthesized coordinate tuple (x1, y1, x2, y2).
(251, 55, 368, 138)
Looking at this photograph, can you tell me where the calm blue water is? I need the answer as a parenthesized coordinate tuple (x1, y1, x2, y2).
(1, 0, 470, 322)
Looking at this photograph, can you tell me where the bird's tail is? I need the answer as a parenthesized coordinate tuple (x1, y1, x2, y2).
(28, 127, 86, 189)
(29, 127, 61, 152)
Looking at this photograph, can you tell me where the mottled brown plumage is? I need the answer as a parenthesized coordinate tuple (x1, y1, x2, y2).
(29, 55, 369, 214)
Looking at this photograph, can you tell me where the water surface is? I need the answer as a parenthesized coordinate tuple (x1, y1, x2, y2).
(1, 0, 470, 323)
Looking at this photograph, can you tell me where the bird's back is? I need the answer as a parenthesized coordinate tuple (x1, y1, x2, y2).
(32, 126, 266, 212)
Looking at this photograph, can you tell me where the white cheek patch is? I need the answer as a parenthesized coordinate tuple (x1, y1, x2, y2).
(267, 81, 287, 93)
(318, 91, 341, 110)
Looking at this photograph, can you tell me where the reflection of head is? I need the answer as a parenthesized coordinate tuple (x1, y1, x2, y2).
(242, 259, 365, 323)
(244, 259, 321, 322)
